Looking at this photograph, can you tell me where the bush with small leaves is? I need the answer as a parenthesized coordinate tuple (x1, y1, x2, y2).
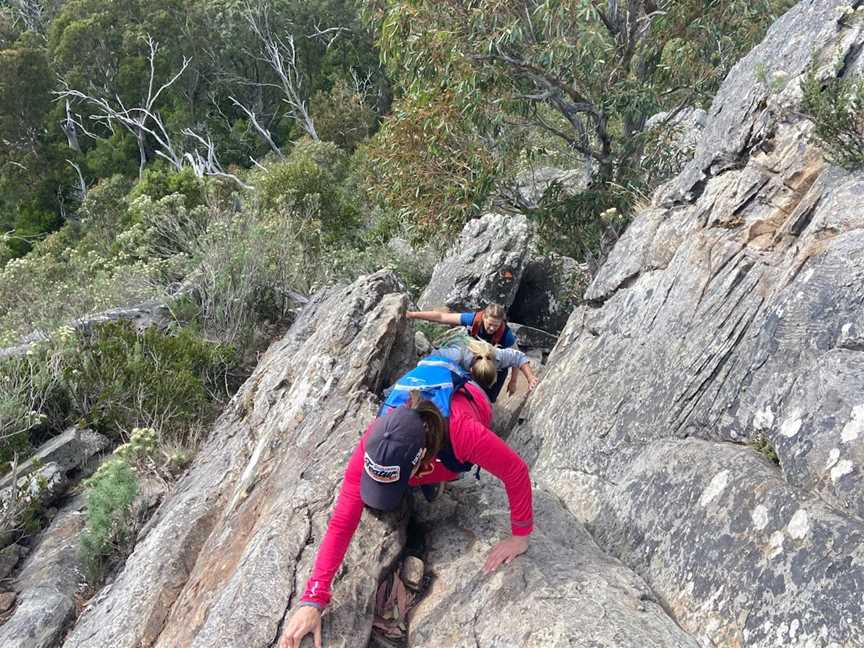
(801, 65, 864, 171)
(60, 321, 236, 444)
(79, 458, 139, 583)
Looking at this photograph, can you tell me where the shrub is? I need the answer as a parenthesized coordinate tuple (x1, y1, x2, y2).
(59, 321, 236, 443)
(79, 458, 139, 582)
(0, 349, 68, 467)
(128, 166, 207, 211)
(0, 238, 161, 343)
(254, 139, 360, 245)
(525, 184, 631, 273)
(800, 66, 864, 171)
(750, 434, 780, 467)
(309, 78, 379, 152)
(356, 92, 499, 245)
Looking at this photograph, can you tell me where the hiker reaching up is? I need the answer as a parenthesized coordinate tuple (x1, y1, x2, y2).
(407, 303, 515, 347)
(278, 380, 533, 648)
(407, 303, 520, 401)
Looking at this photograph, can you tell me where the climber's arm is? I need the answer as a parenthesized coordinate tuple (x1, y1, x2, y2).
(298, 436, 367, 608)
(406, 310, 463, 326)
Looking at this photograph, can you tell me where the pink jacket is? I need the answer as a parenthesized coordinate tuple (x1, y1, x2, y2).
(300, 382, 533, 608)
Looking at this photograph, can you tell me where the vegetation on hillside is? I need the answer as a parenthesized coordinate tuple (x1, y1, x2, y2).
(0, 3, 798, 575)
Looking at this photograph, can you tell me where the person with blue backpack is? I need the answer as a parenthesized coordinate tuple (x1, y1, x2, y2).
(416, 338, 539, 402)
(278, 360, 534, 648)
(407, 303, 521, 401)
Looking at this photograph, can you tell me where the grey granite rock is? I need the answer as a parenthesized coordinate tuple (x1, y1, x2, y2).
(0, 544, 24, 580)
(408, 482, 700, 648)
(509, 253, 589, 334)
(0, 494, 86, 648)
(495, 166, 593, 212)
(418, 214, 531, 312)
(0, 428, 108, 491)
(62, 271, 414, 648)
(509, 2, 864, 646)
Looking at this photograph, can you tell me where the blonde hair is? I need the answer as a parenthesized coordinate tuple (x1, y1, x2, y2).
(408, 396, 446, 470)
(467, 338, 498, 387)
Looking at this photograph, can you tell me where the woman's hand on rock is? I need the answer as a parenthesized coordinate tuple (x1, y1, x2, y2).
(482, 535, 529, 574)
(279, 604, 322, 648)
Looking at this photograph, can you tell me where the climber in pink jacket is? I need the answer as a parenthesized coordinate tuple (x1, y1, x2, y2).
(278, 382, 533, 648)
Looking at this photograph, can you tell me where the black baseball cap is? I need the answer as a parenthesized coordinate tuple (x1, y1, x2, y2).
(360, 408, 426, 511)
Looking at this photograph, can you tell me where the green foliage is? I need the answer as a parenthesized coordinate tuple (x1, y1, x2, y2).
(0, 47, 52, 154)
(0, 227, 162, 343)
(129, 167, 206, 210)
(310, 78, 379, 151)
(255, 139, 360, 244)
(526, 184, 631, 268)
(79, 457, 139, 582)
(60, 321, 236, 442)
(0, 351, 68, 466)
(801, 67, 864, 171)
(358, 0, 796, 254)
(356, 92, 500, 244)
(750, 435, 780, 466)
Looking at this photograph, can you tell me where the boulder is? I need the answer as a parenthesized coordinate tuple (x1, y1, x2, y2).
(414, 330, 432, 357)
(0, 494, 86, 648)
(509, 253, 589, 333)
(0, 428, 109, 491)
(510, 2, 864, 646)
(418, 214, 531, 312)
(62, 271, 416, 648)
(0, 591, 15, 613)
(400, 556, 425, 592)
(1, 462, 68, 515)
(0, 302, 174, 361)
(507, 323, 558, 351)
(0, 544, 24, 580)
(408, 482, 700, 648)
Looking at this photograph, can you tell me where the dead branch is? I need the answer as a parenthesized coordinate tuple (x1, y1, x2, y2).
(243, 2, 319, 141)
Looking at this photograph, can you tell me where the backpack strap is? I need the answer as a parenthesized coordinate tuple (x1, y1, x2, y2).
(436, 377, 480, 476)
(470, 310, 507, 347)
(469, 310, 484, 339)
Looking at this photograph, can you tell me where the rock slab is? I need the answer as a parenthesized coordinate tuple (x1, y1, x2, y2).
(418, 213, 531, 312)
(511, 2, 864, 646)
(62, 271, 415, 648)
(409, 482, 699, 648)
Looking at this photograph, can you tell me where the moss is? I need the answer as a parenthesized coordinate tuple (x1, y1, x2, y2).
(750, 435, 780, 467)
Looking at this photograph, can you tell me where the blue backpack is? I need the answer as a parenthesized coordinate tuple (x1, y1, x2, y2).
(378, 354, 470, 417)
(378, 355, 476, 475)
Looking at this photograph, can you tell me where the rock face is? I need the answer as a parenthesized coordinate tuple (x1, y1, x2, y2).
(409, 482, 699, 648)
(509, 253, 588, 333)
(0, 302, 175, 360)
(59, 269, 703, 648)
(644, 107, 708, 157)
(510, 2, 864, 646)
(62, 271, 415, 648)
(417, 214, 585, 336)
(418, 213, 531, 311)
(0, 428, 108, 491)
(0, 494, 87, 648)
